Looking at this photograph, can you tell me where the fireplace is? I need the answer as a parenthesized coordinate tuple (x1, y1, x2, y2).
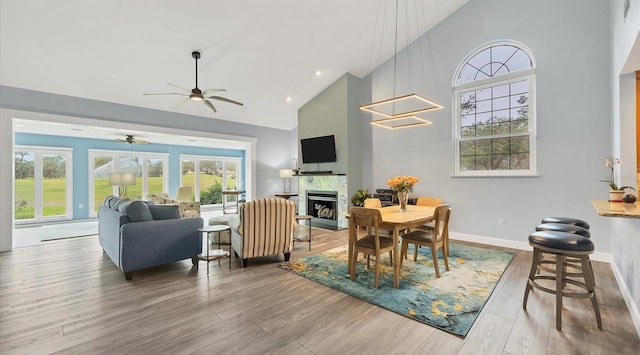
(306, 190, 338, 230)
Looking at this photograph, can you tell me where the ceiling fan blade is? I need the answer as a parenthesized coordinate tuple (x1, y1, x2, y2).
(133, 139, 150, 144)
(204, 99, 217, 113)
(207, 96, 244, 106)
(172, 97, 190, 109)
(167, 83, 191, 92)
(143, 92, 188, 96)
(202, 88, 227, 95)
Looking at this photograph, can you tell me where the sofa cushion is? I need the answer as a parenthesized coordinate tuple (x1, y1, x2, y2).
(108, 196, 120, 210)
(104, 195, 116, 208)
(117, 200, 133, 214)
(125, 201, 153, 222)
(148, 204, 181, 220)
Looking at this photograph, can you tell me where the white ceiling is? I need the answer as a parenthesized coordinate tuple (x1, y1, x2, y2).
(0, 0, 469, 132)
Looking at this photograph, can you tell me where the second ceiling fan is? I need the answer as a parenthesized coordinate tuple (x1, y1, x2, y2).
(144, 51, 243, 113)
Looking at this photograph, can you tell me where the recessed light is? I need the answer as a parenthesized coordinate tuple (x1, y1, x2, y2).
(315, 70, 322, 76)
(15, 124, 25, 127)
(286, 96, 292, 102)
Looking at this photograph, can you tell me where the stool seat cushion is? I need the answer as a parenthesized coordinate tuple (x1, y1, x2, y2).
(529, 231, 594, 252)
(536, 223, 591, 238)
(540, 217, 590, 229)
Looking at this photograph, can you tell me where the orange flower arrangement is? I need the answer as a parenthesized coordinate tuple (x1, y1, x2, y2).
(387, 175, 419, 193)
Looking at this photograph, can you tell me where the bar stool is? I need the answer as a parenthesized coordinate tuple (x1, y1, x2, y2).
(523, 231, 602, 330)
(541, 217, 590, 230)
(536, 222, 594, 284)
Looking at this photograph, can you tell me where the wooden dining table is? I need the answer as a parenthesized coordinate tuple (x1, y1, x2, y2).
(348, 204, 436, 288)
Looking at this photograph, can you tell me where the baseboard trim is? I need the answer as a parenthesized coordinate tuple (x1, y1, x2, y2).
(449, 232, 612, 263)
(610, 258, 640, 338)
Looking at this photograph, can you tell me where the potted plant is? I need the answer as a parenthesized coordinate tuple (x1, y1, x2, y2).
(351, 189, 371, 207)
(600, 156, 636, 201)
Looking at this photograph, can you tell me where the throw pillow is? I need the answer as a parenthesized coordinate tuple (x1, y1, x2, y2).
(148, 205, 181, 220)
(125, 201, 154, 222)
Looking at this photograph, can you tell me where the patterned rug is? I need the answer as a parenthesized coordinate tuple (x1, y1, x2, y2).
(282, 243, 514, 337)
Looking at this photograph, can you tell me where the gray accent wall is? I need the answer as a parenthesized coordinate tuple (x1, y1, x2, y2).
(297, 73, 363, 201)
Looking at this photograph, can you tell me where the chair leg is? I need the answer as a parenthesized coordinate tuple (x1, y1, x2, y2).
(350, 251, 358, 280)
(413, 244, 418, 262)
(442, 245, 450, 271)
(523, 249, 540, 310)
(556, 254, 564, 331)
(581, 255, 603, 329)
(374, 254, 380, 288)
(431, 245, 440, 278)
(388, 251, 393, 266)
(400, 241, 407, 268)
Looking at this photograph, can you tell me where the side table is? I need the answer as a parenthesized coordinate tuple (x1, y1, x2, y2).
(197, 225, 231, 273)
(294, 215, 313, 251)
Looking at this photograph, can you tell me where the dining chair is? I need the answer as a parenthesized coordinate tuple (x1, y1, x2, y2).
(414, 196, 444, 231)
(361, 198, 394, 236)
(400, 205, 451, 278)
(363, 198, 382, 208)
(349, 207, 395, 288)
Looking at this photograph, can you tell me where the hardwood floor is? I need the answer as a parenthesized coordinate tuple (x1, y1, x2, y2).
(1, 229, 638, 354)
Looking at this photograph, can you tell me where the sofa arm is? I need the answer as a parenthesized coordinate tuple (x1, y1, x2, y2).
(119, 217, 204, 272)
(227, 214, 242, 235)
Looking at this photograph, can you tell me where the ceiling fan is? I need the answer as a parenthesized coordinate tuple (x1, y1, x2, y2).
(115, 135, 150, 144)
(143, 51, 244, 113)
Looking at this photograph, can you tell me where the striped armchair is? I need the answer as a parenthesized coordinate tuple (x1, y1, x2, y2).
(227, 198, 296, 267)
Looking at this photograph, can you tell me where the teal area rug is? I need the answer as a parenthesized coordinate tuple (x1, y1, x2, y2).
(282, 243, 514, 337)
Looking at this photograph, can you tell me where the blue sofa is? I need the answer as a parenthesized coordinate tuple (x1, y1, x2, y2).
(98, 196, 203, 280)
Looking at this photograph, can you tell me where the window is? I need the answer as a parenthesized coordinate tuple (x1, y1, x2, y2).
(89, 150, 168, 216)
(180, 155, 242, 207)
(453, 41, 536, 176)
(14, 146, 73, 222)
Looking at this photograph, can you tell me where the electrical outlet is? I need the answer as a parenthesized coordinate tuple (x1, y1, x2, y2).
(498, 218, 505, 226)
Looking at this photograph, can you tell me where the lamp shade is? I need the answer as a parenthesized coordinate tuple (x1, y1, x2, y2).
(109, 172, 136, 186)
(279, 169, 294, 178)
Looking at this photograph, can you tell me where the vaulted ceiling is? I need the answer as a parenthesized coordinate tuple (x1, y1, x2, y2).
(0, 0, 470, 131)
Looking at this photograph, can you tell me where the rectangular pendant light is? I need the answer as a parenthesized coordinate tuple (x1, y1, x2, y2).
(361, 93, 443, 118)
(370, 114, 432, 129)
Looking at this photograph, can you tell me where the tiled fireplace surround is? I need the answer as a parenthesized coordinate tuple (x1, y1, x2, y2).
(298, 175, 348, 229)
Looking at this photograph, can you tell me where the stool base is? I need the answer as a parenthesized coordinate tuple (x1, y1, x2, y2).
(523, 244, 602, 331)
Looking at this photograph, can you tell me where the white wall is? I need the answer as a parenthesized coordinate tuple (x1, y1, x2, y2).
(364, 0, 614, 252)
(610, 0, 640, 334)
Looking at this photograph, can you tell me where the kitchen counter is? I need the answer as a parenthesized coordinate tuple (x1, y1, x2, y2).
(591, 200, 640, 219)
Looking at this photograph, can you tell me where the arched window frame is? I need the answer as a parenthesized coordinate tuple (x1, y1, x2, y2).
(452, 40, 537, 177)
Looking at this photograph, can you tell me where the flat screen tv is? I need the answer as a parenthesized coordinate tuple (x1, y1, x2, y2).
(301, 135, 337, 163)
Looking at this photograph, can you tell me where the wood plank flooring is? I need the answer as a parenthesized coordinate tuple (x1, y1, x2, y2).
(1, 229, 638, 354)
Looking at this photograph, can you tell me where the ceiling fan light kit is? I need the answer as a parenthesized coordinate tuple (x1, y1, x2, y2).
(143, 51, 243, 113)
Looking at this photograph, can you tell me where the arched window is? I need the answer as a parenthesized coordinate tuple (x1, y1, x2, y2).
(452, 40, 536, 176)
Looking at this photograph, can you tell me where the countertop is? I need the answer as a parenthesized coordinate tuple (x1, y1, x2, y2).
(591, 200, 640, 219)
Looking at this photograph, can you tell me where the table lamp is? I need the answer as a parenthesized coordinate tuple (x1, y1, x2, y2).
(279, 169, 294, 193)
(109, 172, 136, 198)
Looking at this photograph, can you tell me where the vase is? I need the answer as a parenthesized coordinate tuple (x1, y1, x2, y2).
(609, 190, 624, 202)
(398, 190, 409, 212)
